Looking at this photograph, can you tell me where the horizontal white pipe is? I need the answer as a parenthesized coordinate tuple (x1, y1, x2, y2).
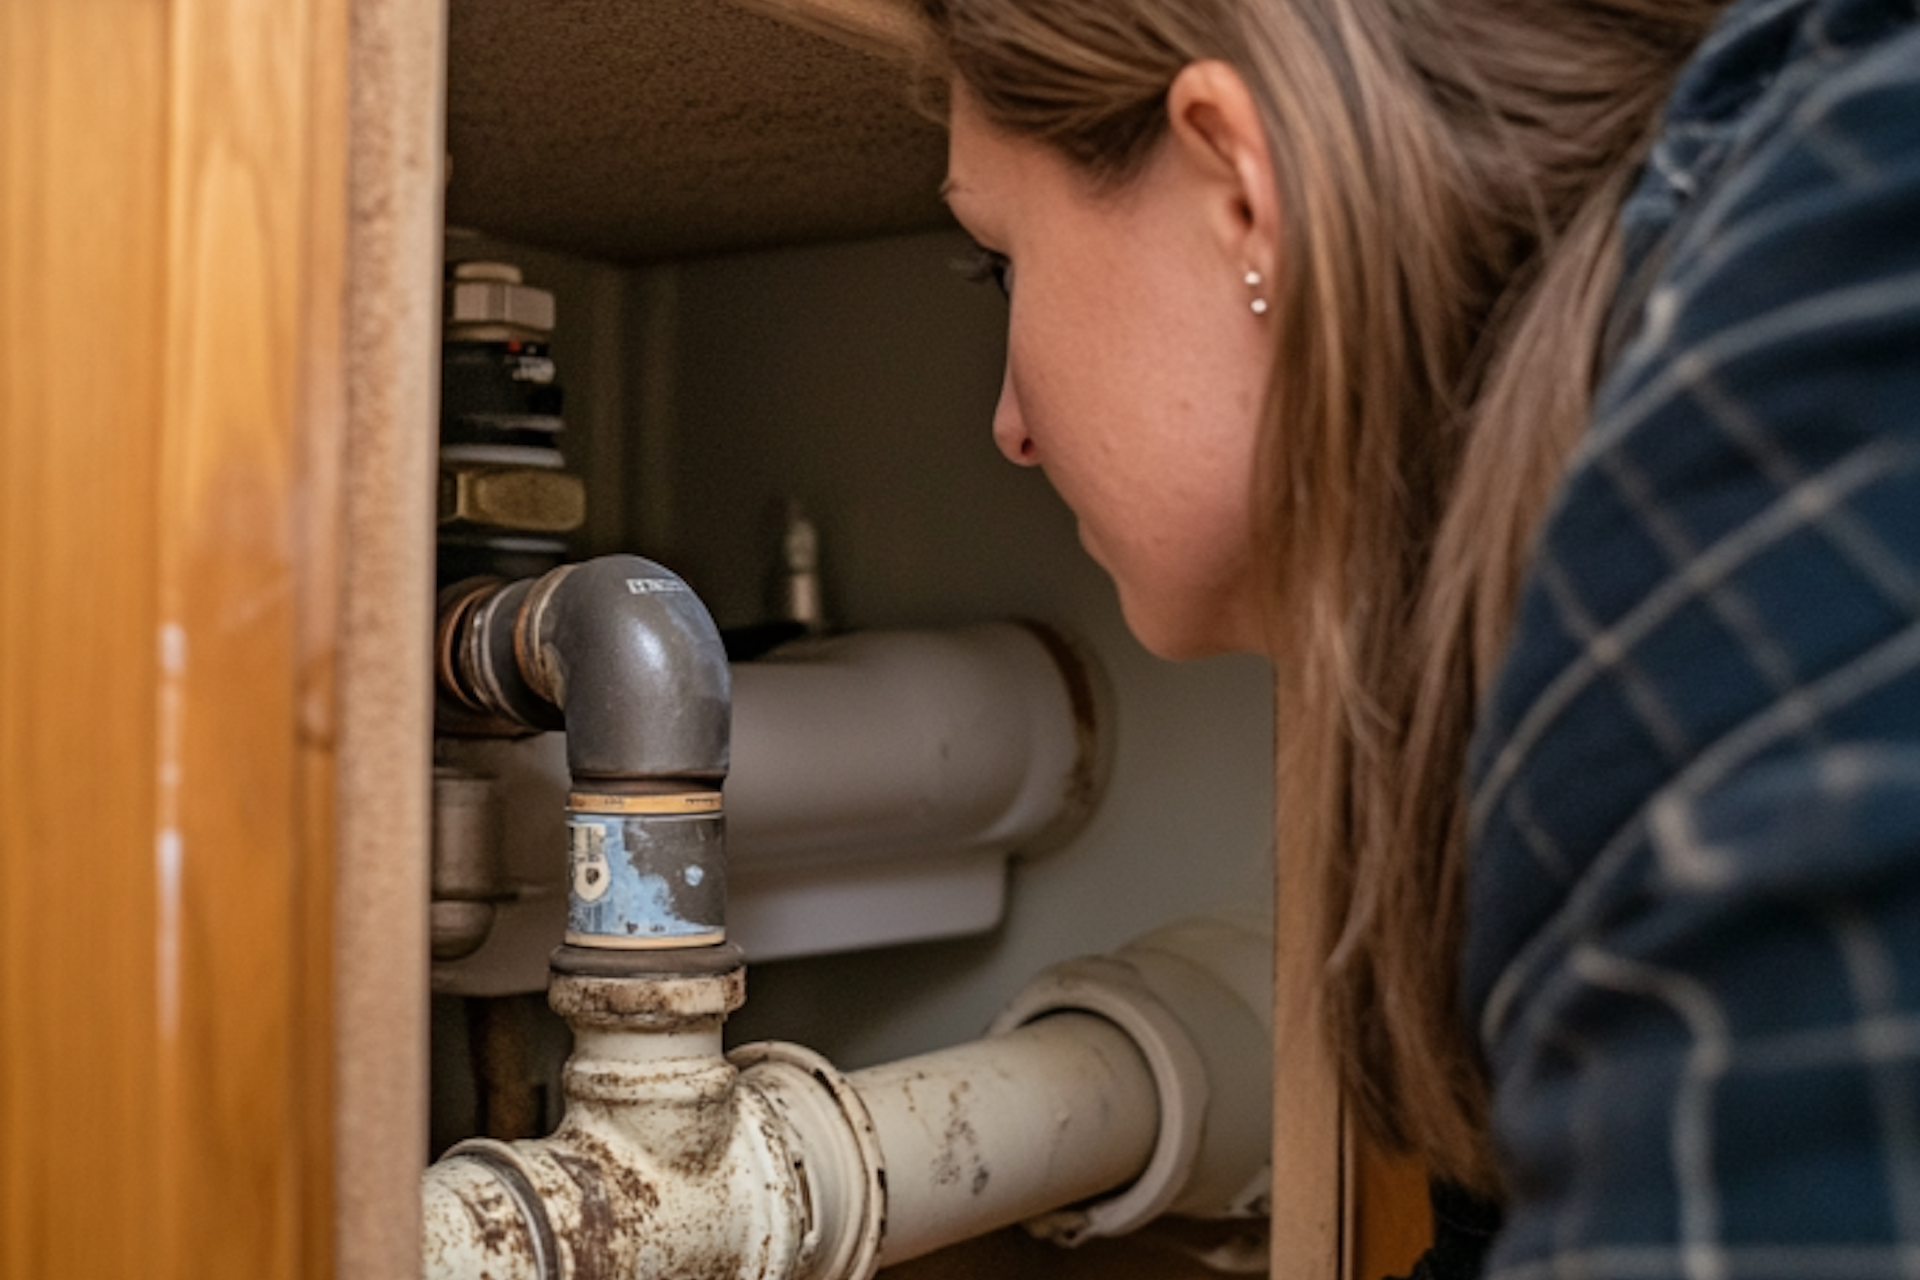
(422, 1154, 543, 1280)
(727, 623, 1101, 866)
(425, 1015, 1159, 1280)
(849, 1012, 1159, 1268)
(990, 907, 1274, 1235)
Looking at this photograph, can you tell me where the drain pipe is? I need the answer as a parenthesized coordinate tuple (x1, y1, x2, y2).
(422, 557, 1269, 1278)
(422, 907, 1272, 1279)
(436, 556, 732, 952)
(429, 554, 792, 1277)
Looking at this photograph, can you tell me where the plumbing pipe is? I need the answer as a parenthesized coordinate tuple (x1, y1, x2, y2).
(726, 622, 1106, 868)
(839, 1013, 1159, 1267)
(422, 909, 1273, 1279)
(433, 616, 1112, 978)
(992, 907, 1275, 1239)
(437, 556, 730, 782)
(423, 964, 812, 1280)
(431, 766, 507, 960)
(421, 557, 1268, 1276)
(422, 989, 1159, 1280)
(436, 555, 733, 954)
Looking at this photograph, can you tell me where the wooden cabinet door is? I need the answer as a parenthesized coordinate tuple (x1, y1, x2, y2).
(0, 1, 436, 1276)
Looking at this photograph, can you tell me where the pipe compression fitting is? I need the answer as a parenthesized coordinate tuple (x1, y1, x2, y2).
(437, 555, 734, 959)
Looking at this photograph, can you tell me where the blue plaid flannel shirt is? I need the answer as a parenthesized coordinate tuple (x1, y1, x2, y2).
(1463, 0, 1920, 1275)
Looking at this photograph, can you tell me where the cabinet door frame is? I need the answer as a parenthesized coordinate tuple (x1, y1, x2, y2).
(1, 1, 441, 1276)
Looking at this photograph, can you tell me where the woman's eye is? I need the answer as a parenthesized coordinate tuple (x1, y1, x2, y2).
(954, 244, 1013, 298)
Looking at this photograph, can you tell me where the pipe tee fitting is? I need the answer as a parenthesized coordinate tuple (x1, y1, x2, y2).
(423, 968, 814, 1280)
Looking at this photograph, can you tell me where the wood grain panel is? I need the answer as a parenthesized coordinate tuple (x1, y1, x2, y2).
(1, 6, 170, 1274)
(1, 0, 350, 1275)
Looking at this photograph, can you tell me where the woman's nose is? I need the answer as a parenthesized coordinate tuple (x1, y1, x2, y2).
(991, 368, 1038, 466)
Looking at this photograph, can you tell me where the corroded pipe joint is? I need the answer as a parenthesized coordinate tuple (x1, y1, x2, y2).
(423, 1069, 808, 1280)
(435, 556, 731, 781)
(423, 966, 812, 1280)
(436, 575, 566, 732)
(516, 557, 730, 783)
(564, 788, 728, 950)
(535, 559, 731, 950)
(435, 555, 735, 951)
(548, 968, 745, 1038)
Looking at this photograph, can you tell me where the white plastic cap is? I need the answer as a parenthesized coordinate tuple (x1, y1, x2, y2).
(447, 260, 556, 332)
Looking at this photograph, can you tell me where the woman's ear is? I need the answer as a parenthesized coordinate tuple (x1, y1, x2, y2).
(1165, 60, 1280, 282)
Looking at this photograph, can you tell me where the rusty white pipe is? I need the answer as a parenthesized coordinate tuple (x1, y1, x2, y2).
(422, 967, 815, 1280)
(782, 908, 1271, 1267)
(844, 1013, 1159, 1268)
(421, 1156, 549, 1280)
(422, 999, 1159, 1280)
(422, 919, 1268, 1279)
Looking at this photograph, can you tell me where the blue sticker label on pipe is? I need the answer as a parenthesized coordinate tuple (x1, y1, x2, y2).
(565, 811, 725, 947)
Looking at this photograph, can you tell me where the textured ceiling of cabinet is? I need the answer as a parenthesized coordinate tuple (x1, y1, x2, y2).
(445, 0, 954, 263)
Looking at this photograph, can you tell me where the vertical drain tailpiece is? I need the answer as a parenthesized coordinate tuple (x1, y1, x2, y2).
(436, 554, 734, 969)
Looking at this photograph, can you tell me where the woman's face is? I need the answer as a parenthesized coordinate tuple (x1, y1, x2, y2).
(942, 81, 1274, 660)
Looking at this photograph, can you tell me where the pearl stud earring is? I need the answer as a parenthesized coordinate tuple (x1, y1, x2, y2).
(1244, 269, 1269, 316)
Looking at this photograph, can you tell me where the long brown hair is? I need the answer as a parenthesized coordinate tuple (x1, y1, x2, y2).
(918, 0, 1725, 1193)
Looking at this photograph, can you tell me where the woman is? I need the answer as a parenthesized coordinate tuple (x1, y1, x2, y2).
(921, 0, 1920, 1276)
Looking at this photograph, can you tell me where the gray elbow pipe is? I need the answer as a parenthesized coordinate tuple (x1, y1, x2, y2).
(436, 555, 733, 955)
(514, 557, 730, 783)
